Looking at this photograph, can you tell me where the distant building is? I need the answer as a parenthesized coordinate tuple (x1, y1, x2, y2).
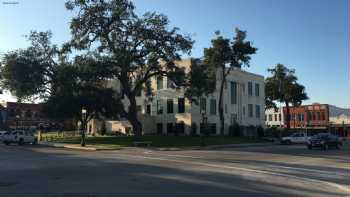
(265, 103, 350, 138)
(265, 108, 284, 128)
(283, 103, 329, 129)
(0, 102, 50, 130)
(328, 105, 350, 137)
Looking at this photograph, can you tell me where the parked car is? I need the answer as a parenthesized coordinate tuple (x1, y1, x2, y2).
(2, 130, 37, 145)
(280, 132, 312, 144)
(0, 131, 8, 141)
(307, 133, 342, 150)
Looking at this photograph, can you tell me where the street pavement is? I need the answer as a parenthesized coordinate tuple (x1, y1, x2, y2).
(0, 142, 350, 197)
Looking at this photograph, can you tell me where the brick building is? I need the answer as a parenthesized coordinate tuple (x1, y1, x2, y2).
(1, 102, 50, 130)
(279, 103, 350, 138)
(283, 103, 329, 129)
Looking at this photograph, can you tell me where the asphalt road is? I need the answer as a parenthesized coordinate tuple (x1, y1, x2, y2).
(0, 142, 350, 197)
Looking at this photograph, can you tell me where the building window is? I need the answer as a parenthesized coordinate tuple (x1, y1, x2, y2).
(231, 81, 237, 104)
(269, 114, 273, 121)
(243, 106, 246, 116)
(225, 104, 227, 114)
(157, 76, 163, 90)
(157, 123, 163, 134)
(248, 104, 253, 117)
(178, 98, 185, 113)
(146, 104, 151, 115)
(279, 114, 282, 121)
(317, 112, 321, 120)
(210, 99, 216, 115)
(136, 105, 142, 112)
(248, 82, 253, 96)
(231, 113, 238, 124)
(274, 114, 277, 121)
(256, 105, 260, 118)
(157, 100, 163, 114)
(167, 99, 174, 114)
(167, 123, 174, 134)
(321, 112, 325, 120)
(255, 83, 260, 97)
(200, 98, 206, 113)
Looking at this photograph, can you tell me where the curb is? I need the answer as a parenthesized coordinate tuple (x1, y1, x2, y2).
(38, 141, 65, 148)
(38, 142, 120, 151)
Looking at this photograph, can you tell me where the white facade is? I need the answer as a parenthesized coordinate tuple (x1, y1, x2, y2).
(90, 59, 265, 136)
(136, 60, 265, 136)
(265, 108, 284, 128)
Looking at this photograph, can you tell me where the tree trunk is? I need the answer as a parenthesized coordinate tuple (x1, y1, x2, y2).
(285, 101, 290, 129)
(218, 71, 226, 136)
(127, 94, 143, 139)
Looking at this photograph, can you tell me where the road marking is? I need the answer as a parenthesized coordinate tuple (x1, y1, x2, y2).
(114, 153, 350, 194)
(143, 151, 203, 159)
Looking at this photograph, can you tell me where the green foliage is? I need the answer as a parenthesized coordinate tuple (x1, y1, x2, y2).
(0, 31, 57, 101)
(185, 58, 216, 104)
(265, 64, 308, 107)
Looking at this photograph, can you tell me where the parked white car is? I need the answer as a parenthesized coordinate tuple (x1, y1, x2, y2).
(2, 130, 37, 145)
(0, 131, 8, 141)
(281, 132, 312, 144)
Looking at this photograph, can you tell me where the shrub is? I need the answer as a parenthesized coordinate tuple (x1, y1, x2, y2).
(100, 122, 106, 136)
(190, 123, 197, 136)
(229, 123, 242, 137)
(257, 126, 264, 138)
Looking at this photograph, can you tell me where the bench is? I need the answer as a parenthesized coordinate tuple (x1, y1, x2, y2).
(133, 141, 152, 147)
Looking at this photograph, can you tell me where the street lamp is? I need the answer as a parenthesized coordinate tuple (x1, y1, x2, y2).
(15, 115, 20, 131)
(81, 108, 87, 147)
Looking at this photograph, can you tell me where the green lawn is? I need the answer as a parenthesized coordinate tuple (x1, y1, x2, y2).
(42, 135, 266, 148)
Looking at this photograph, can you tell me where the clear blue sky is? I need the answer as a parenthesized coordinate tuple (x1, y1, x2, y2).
(0, 0, 349, 107)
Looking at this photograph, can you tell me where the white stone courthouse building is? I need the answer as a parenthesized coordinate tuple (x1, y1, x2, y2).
(88, 59, 265, 136)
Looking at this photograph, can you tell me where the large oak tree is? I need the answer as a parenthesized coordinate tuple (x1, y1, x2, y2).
(65, 0, 193, 137)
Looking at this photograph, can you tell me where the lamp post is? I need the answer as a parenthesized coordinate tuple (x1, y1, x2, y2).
(81, 108, 87, 147)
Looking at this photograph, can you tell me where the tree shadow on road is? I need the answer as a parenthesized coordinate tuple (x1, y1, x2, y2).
(0, 146, 348, 197)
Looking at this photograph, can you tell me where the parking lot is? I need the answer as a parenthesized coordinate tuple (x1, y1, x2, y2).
(0, 142, 349, 197)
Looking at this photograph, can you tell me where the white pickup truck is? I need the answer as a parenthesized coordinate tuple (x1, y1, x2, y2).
(2, 130, 37, 145)
(281, 132, 312, 144)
